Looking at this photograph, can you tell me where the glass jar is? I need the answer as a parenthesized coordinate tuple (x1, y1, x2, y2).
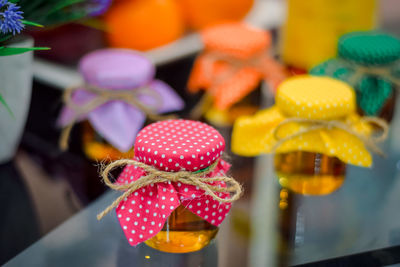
(274, 151, 346, 195)
(144, 205, 218, 253)
(310, 31, 400, 123)
(187, 22, 286, 127)
(58, 49, 184, 159)
(231, 75, 387, 266)
(112, 120, 235, 253)
(232, 76, 379, 196)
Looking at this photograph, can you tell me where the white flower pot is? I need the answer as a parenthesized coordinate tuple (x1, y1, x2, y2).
(0, 36, 34, 163)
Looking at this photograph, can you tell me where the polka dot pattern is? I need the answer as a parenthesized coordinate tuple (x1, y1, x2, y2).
(188, 24, 286, 111)
(338, 31, 400, 66)
(116, 159, 231, 246)
(276, 75, 356, 120)
(79, 49, 154, 90)
(214, 67, 261, 110)
(187, 54, 265, 111)
(134, 120, 225, 172)
(232, 78, 374, 167)
(311, 32, 399, 117)
(202, 22, 271, 59)
(115, 120, 233, 246)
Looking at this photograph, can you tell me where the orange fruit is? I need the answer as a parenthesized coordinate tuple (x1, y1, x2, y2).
(104, 0, 184, 51)
(177, 0, 254, 30)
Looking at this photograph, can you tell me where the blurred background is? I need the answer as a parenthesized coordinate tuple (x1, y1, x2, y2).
(1, 0, 400, 266)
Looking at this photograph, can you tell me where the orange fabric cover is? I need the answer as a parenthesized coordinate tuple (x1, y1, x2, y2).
(188, 22, 286, 110)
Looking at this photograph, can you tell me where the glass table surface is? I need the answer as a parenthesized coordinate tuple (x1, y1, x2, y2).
(5, 100, 400, 267)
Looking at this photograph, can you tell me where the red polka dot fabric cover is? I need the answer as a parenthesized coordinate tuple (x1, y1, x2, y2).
(116, 120, 232, 246)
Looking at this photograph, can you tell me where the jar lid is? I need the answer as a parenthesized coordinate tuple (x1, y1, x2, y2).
(79, 49, 154, 90)
(338, 31, 400, 65)
(276, 75, 356, 120)
(201, 22, 271, 59)
(134, 120, 225, 172)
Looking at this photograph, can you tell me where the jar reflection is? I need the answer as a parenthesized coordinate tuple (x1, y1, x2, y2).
(117, 239, 218, 267)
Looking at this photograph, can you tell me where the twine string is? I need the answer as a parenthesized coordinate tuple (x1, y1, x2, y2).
(201, 50, 275, 90)
(97, 159, 242, 220)
(334, 59, 400, 87)
(272, 117, 389, 156)
(60, 84, 176, 151)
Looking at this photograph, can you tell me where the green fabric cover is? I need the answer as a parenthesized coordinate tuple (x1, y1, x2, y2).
(310, 31, 400, 116)
(338, 31, 400, 66)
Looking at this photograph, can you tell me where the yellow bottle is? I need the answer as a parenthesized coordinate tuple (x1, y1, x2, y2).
(281, 0, 376, 71)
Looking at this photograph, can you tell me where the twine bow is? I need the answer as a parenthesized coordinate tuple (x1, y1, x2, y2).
(59, 84, 176, 151)
(201, 50, 275, 82)
(97, 159, 242, 220)
(272, 117, 389, 156)
(336, 59, 400, 87)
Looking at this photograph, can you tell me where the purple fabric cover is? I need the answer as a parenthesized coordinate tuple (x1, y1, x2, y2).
(58, 49, 184, 152)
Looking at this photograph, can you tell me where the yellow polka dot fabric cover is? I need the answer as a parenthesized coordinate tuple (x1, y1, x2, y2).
(232, 75, 374, 167)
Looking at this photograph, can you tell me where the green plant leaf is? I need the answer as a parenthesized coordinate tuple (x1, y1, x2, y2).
(19, 0, 48, 18)
(21, 0, 87, 26)
(0, 94, 13, 117)
(0, 35, 12, 43)
(0, 46, 50, 56)
(38, 11, 86, 26)
(17, 0, 90, 26)
(48, 0, 86, 14)
(21, 20, 44, 28)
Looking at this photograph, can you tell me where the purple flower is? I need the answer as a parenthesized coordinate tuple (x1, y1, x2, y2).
(0, 0, 24, 35)
(86, 0, 112, 17)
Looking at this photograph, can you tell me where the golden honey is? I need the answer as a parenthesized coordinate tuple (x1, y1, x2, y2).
(82, 122, 134, 161)
(274, 151, 346, 195)
(144, 205, 218, 253)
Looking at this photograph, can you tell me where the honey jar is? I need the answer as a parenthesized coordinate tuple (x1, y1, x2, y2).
(232, 75, 387, 195)
(58, 49, 184, 161)
(310, 31, 400, 122)
(97, 120, 242, 253)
